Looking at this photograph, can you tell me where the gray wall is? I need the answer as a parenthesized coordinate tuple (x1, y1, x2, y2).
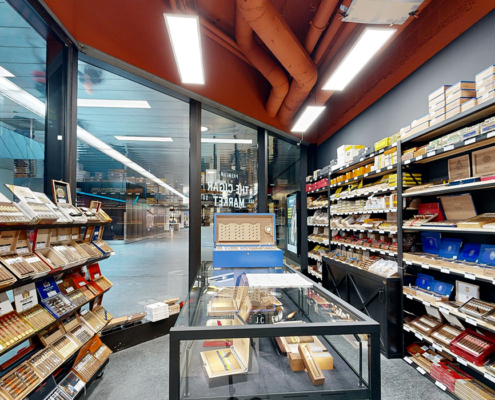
(317, 9, 495, 168)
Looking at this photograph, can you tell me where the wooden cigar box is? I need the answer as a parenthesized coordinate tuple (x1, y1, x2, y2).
(200, 315, 252, 388)
(448, 154, 471, 181)
(289, 351, 333, 371)
(410, 307, 444, 336)
(472, 146, 495, 178)
(207, 285, 248, 317)
(457, 213, 495, 228)
(33, 229, 68, 272)
(50, 180, 88, 224)
(0, 362, 41, 400)
(298, 343, 325, 386)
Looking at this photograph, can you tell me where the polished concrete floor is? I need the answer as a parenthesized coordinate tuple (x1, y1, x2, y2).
(86, 233, 451, 400)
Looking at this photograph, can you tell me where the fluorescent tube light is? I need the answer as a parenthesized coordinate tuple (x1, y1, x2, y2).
(114, 136, 173, 142)
(78, 99, 151, 108)
(0, 77, 45, 116)
(322, 28, 396, 91)
(201, 126, 209, 132)
(164, 14, 205, 84)
(0, 66, 14, 77)
(201, 139, 253, 144)
(291, 106, 326, 133)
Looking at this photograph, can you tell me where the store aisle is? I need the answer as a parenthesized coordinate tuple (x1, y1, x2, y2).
(86, 335, 450, 400)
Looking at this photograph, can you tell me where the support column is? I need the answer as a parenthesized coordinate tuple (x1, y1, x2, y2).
(300, 144, 308, 272)
(257, 127, 268, 213)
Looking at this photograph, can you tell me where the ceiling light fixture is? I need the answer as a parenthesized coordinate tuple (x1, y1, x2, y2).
(201, 138, 253, 144)
(114, 136, 173, 142)
(322, 28, 396, 91)
(164, 14, 205, 84)
(0, 77, 45, 116)
(291, 106, 326, 133)
(78, 99, 151, 108)
(201, 126, 209, 132)
(0, 66, 14, 77)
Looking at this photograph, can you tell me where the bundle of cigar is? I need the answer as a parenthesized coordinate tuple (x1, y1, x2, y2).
(80, 311, 106, 332)
(53, 245, 78, 263)
(52, 335, 79, 359)
(26, 202, 53, 217)
(0, 312, 35, 348)
(44, 295, 75, 317)
(169, 304, 180, 315)
(0, 265, 15, 287)
(455, 334, 492, 357)
(69, 325, 93, 345)
(205, 349, 241, 373)
(22, 255, 50, 274)
(28, 347, 63, 377)
(94, 276, 112, 291)
(67, 290, 88, 307)
(73, 352, 102, 382)
(93, 344, 113, 363)
(1, 255, 36, 278)
(459, 299, 495, 319)
(20, 304, 56, 331)
(0, 362, 41, 399)
(431, 325, 462, 346)
(455, 379, 495, 400)
(0, 203, 30, 224)
(93, 305, 113, 322)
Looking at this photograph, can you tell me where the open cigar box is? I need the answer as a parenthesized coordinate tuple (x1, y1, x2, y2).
(27, 346, 64, 380)
(92, 305, 113, 323)
(15, 231, 52, 278)
(212, 213, 283, 268)
(0, 231, 38, 280)
(5, 184, 59, 224)
(410, 306, 444, 336)
(19, 302, 56, 332)
(36, 276, 77, 318)
(458, 298, 495, 320)
(298, 343, 325, 386)
(33, 191, 73, 224)
(51, 180, 88, 224)
(33, 229, 68, 272)
(276, 335, 327, 356)
(55, 227, 90, 265)
(0, 308, 36, 350)
(200, 314, 253, 388)
(88, 264, 113, 291)
(0, 192, 32, 225)
(51, 229, 85, 270)
(71, 227, 103, 260)
(450, 328, 495, 366)
(0, 361, 42, 400)
(430, 309, 465, 347)
(423, 194, 477, 228)
(457, 213, 495, 228)
(90, 201, 113, 223)
(78, 207, 102, 223)
(207, 285, 249, 317)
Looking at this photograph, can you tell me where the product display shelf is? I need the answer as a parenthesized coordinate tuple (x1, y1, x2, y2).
(402, 355, 457, 399)
(402, 96, 495, 144)
(333, 208, 398, 216)
(323, 255, 399, 279)
(71, 358, 110, 399)
(332, 144, 398, 175)
(331, 186, 397, 200)
(402, 180, 495, 197)
(0, 290, 108, 358)
(404, 131, 495, 165)
(403, 323, 495, 381)
(0, 254, 110, 294)
(403, 226, 495, 234)
(404, 258, 495, 284)
(330, 165, 398, 188)
(308, 238, 329, 245)
(308, 206, 328, 210)
(307, 187, 329, 195)
(331, 242, 398, 257)
(337, 228, 398, 234)
(0, 221, 110, 232)
(308, 223, 328, 227)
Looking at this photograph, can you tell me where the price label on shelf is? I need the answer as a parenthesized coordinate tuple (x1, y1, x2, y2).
(404, 356, 412, 364)
(464, 273, 476, 280)
(389, 252, 395, 256)
(439, 307, 450, 315)
(404, 324, 411, 331)
(432, 343, 443, 352)
(405, 260, 412, 265)
(345, 180, 349, 183)
(387, 166, 393, 170)
(379, 230, 385, 234)
(465, 138, 476, 145)
(364, 173, 369, 177)
(416, 155, 423, 160)
(379, 149, 385, 154)
(421, 263, 430, 269)
(376, 169, 382, 173)
(427, 151, 436, 157)
(405, 160, 411, 165)
(457, 357, 468, 366)
(111, 251, 116, 256)
(370, 153, 375, 157)
(443, 144, 454, 151)
(415, 332, 424, 340)
(488, 132, 495, 139)
(417, 367, 426, 375)
(422, 300, 431, 307)
(484, 373, 495, 384)
(360, 157, 364, 161)
(406, 294, 413, 300)
(440, 268, 450, 274)
(435, 381, 447, 391)
(465, 317, 478, 326)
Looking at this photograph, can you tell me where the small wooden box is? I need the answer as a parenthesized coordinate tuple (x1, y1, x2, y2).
(448, 155, 471, 181)
(410, 307, 444, 336)
(298, 343, 325, 386)
(289, 351, 333, 371)
(472, 146, 495, 178)
(207, 285, 248, 317)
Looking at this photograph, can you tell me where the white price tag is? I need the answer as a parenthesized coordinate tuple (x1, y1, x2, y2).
(404, 356, 412, 364)
(427, 151, 436, 157)
(59, 235, 67, 240)
(0, 245, 10, 253)
(432, 343, 443, 352)
(465, 138, 476, 145)
(488, 132, 495, 139)
(360, 157, 364, 161)
(443, 145, 454, 151)
(417, 367, 426, 375)
(376, 169, 382, 173)
(465, 317, 478, 326)
(422, 300, 431, 307)
(74, 380, 85, 391)
(380, 251, 385, 255)
(47, 290, 57, 298)
(406, 260, 412, 265)
(464, 273, 476, 280)
(379, 230, 385, 234)
(387, 166, 393, 170)
(457, 357, 468, 366)
(439, 307, 450, 315)
(406, 295, 413, 300)
(416, 155, 423, 160)
(364, 173, 369, 177)
(405, 160, 411, 165)
(435, 381, 447, 391)
(66, 287, 74, 293)
(389, 252, 395, 256)
(421, 263, 430, 269)
(484, 373, 495, 383)
(404, 324, 411, 331)
(440, 268, 450, 274)
(345, 180, 349, 183)
(415, 332, 424, 340)
(370, 153, 375, 157)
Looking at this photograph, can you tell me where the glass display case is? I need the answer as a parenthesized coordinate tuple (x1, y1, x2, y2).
(170, 264, 381, 399)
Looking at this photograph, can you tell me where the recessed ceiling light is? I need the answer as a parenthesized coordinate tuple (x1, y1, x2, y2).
(322, 28, 396, 91)
(78, 99, 151, 108)
(164, 14, 205, 84)
(114, 136, 173, 142)
(201, 138, 253, 144)
(291, 106, 326, 133)
(201, 126, 209, 132)
(0, 66, 14, 77)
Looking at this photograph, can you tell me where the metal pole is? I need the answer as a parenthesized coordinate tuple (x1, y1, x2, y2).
(257, 127, 268, 213)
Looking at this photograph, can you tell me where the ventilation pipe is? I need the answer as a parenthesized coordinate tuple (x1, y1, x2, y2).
(236, 0, 318, 126)
(235, 10, 289, 117)
(304, 0, 341, 54)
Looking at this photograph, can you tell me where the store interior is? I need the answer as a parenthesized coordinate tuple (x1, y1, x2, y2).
(0, 0, 495, 399)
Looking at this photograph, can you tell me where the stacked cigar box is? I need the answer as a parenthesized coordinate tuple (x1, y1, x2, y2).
(145, 302, 169, 322)
(445, 81, 476, 119)
(0, 192, 31, 225)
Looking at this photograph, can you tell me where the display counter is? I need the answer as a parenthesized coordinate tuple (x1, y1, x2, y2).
(170, 264, 381, 399)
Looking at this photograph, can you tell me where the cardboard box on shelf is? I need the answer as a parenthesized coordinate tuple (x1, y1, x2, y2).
(446, 81, 476, 96)
(461, 98, 477, 113)
(344, 145, 365, 163)
(445, 107, 461, 120)
(477, 89, 495, 105)
(430, 113, 446, 126)
(411, 115, 429, 128)
(428, 85, 451, 105)
(446, 97, 473, 112)
(477, 81, 495, 97)
(429, 106, 445, 120)
(475, 65, 495, 86)
(445, 89, 476, 103)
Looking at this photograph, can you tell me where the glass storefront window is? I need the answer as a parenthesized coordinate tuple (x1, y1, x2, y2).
(0, 2, 47, 197)
(76, 60, 190, 316)
(200, 110, 258, 262)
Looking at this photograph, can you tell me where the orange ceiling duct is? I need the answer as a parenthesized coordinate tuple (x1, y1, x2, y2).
(236, 0, 318, 126)
(304, 0, 340, 54)
(235, 9, 289, 117)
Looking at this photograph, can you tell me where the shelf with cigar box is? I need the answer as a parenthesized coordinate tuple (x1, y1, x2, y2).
(330, 164, 398, 189)
(170, 263, 381, 400)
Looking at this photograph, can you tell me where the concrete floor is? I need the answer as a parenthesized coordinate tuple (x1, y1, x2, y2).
(86, 234, 451, 400)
